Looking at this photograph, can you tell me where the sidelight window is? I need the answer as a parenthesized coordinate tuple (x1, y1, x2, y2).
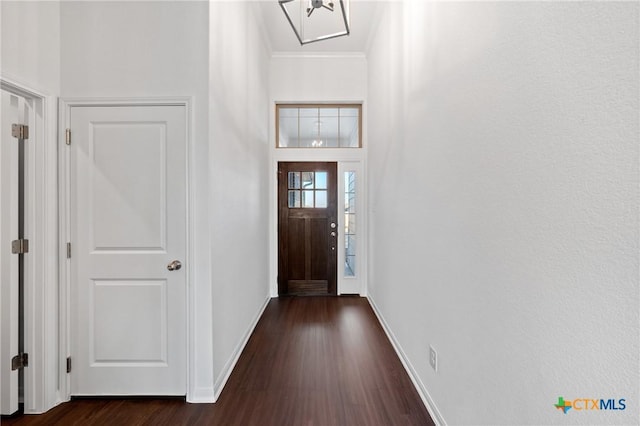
(277, 104, 362, 148)
(344, 171, 356, 277)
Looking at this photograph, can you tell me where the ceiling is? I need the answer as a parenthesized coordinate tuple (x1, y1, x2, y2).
(256, 0, 383, 53)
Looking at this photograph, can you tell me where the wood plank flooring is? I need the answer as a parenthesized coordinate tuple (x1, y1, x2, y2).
(3, 296, 434, 426)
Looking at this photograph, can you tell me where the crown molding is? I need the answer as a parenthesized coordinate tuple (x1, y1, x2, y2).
(271, 51, 367, 59)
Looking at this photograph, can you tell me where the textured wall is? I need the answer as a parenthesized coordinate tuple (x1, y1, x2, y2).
(61, 0, 213, 401)
(209, 1, 271, 399)
(367, 1, 639, 424)
(270, 55, 367, 102)
(61, 0, 273, 402)
(1, 1, 61, 413)
(1, 1, 60, 93)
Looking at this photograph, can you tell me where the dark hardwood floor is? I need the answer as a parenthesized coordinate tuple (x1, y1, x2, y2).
(3, 296, 434, 426)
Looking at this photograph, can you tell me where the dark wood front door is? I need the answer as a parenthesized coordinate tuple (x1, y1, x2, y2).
(278, 162, 338, 295)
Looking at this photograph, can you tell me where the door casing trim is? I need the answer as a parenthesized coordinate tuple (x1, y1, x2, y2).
(1, 76, 58, 413)
(270, 99, 368, 297)
(58, 97, 195, 401)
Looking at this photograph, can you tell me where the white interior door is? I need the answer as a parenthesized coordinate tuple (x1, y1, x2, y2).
(69, 104, 187, 395)
(1, 90, 21, 414)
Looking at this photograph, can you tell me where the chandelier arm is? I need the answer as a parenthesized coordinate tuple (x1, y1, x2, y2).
(278, 0, 304, 45)
(339, 0, 350, 35)
(279, 0, 350, 46)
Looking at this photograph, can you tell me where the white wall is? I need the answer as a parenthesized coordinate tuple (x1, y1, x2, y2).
(208, 1, 271, 399)
(60, 0, 215, 400)
(1, 1, 60, 93)
(3, 0, 273, 406)
(1, 1, 61, 414)
(367, 1, 639, 425)
(270, 54, 367, 103)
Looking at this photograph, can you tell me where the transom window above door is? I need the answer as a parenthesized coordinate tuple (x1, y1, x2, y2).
(277, 104, 362, 148)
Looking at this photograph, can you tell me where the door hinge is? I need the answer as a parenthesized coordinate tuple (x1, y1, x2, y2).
(65, 128, 71, 145)
(66, 242, 71, 259)
(11, 124, 29, 140)
(11, 239, 29, 254)
(66, 357, 72, 373)
(11, 353, 28, 371)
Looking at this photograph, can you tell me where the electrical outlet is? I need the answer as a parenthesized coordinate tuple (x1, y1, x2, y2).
(429, 345, 437, 372)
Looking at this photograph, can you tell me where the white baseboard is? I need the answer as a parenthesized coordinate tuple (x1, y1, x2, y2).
(212, 296, 271, 401)
(367, 296, 446, 426)
(187, 387, 215, 403)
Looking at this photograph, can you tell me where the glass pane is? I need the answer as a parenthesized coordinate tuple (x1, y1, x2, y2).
(346, 171, 356, 191)
(345, 171, 356, 213)
(345, 193, 355, 213)
(301, 172, 314, 189)
(299, 116, 319, 147)
(345, 256, 356, 277)
(315, 172, 327, 189)
(339, 116, 359, 147)
(279, 107, 298, 118)
(288, 172, 301, 189)
(341, 107, 359, 117)
(346, 235, 356, 256)
(346, 214, 355, 233)
(288, 190, 300, 208)
(320, 116, 339, 148)
(323, 138, 339, 148)
(277, 105, 360, 149)
(302, 190, 314, 208)
(319, 108, 339, 117)
(343, 170, 356, 277)
(316, 190, 327, 208)
(299, 108, 318, 117)
(278, 117, 299, 147)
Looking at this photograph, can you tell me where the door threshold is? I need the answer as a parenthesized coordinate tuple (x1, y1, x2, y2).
(279, 293, 337, 297)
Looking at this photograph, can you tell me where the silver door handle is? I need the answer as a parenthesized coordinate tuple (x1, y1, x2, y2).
(167, 260, 182, 271)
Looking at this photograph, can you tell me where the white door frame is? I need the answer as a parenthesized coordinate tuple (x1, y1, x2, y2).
(0, 86, 21, 416)
(270, 153, 368, 297)
(58, 97, 195, 401)
(0, 77, 58, 414)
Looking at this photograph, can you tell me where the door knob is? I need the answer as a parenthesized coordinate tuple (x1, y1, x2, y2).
(167, 260, 182, 271)
(330, 222, 336, 229)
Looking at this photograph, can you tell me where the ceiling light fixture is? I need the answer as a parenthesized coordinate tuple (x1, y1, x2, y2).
(279, 0, 350, 45)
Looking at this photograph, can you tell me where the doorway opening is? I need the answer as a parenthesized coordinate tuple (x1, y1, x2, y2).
(271, 102, 366, 297)
(0, 79, 57, 416)
(0, 89, 29, 416)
